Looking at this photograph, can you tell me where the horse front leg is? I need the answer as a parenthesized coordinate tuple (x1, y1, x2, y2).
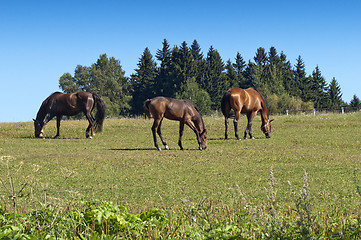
(234, 111, 241, 140)
(152, 119, 162, 151)
(157, 119, 169, 150)
(178, 122, 185, 150)
(186, 120, 203, 150)
(41, 113, 56, 138)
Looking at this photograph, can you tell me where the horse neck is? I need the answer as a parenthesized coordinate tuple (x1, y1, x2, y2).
(260, 100, 269, 124)
(36, 101, 49, 122)
(194, 112, 205, 132)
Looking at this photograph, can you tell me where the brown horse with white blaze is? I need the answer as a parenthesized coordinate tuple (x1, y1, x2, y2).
(33, 92, 106, 138)
(144, 97, 207, 151)
(221, 87, 273, 140)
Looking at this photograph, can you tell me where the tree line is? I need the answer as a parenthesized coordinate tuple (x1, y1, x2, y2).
(59, 39, 361, 117)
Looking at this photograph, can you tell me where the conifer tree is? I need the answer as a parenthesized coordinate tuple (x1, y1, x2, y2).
(350, 94, 361, 109)
(292, 56, 307, 98)
(170, 41, 196, 95)
(266, 47, 285, 95)
(310, 66, 328, 108)
(131, 48, 158, 114)
(280, 52, 293, 94)
(155, 39, 172, 96)
(225, 59, 237, 88)
(203, 46, 226, 109)
(191, 40, 206, 89)
(328, 77, 343, 109)
(233, 52, 249, 88)
(251, 47, 268, 94)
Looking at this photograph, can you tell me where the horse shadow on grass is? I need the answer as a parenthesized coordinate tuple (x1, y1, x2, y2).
(109, 147, 200, 151)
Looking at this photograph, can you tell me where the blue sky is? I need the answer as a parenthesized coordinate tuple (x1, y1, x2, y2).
(1, 0, 360, 122)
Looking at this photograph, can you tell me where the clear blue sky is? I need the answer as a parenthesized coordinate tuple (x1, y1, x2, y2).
(1, 0, 360, 122)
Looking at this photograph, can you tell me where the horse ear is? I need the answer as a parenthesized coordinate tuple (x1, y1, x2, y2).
(269, 119, 274, 123)
(33, 118, 36, 122)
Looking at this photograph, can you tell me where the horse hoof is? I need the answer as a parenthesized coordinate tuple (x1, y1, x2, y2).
(165, 145, 169, 150)
(251, 137, 255, 139)
(89, 136, 93, 139)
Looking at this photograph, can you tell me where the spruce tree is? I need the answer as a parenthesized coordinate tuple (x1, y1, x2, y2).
(170, 41, 196, 96)
(204, 46, 226, 110)
(350, 94, 361, 109)
(328, 77, 343, 109)
(292, 56, 307, 98)
(280, 52, 293, 94)
(310, 66, 328, 108)
(251, 47, 268, 94)
(233, 52, 249, 88)
(225, 59, 237, 89)
(155, 39, 172, 96)
(131, 48, 158, 115)
(191, 40, 206, 89)
(266, 47, 285, 95)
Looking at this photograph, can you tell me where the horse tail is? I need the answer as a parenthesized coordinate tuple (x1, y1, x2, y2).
(143, 99, 152, 118)
(221, 90, 231, 117)
(93, 93, 106, 133)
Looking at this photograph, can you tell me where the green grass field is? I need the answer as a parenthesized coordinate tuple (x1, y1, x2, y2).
(1, 112, 360, 215)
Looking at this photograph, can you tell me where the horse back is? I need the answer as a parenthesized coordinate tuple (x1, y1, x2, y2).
(228, 87, 263, 113)
(147, 97, 199, 121)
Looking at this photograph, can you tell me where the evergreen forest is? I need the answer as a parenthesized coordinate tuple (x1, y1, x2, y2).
(59, 39, 361, 117)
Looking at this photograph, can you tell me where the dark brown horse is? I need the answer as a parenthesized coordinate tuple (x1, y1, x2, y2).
(33, 92, 106, 138)
(221, 87, 273, 140)
(144, 97, 207, 151)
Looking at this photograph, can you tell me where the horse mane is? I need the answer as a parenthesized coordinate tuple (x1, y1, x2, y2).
(36, 92, 62, 120)
(252, 87, 269, 118)
(189, 101, 206, 131)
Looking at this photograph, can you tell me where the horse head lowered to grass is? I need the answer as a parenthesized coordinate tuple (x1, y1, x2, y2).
(144, 96, 207, 151)
(33, 91, 106, 138)
(221, 87, 273, 140)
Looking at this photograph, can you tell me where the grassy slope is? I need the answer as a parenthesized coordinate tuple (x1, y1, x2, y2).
(0, 113, 360, 213)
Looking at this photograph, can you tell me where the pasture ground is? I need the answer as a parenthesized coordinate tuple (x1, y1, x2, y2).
(0, 113, 361, 214)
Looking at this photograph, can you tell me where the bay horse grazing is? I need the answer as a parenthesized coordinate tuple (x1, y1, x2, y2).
(144, 97, 207, 151)
(33, 92, 106, 138)
(221, 87, 273, 140)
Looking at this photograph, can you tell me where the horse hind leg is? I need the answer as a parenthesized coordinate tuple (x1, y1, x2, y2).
(54, 115, 62, 138)
(244, 112, 256, 139)
(178, 122, 185, 150)
(85, 113, 95, 138)
(233, 111, 241, 140)
(224, 117, 229, 140)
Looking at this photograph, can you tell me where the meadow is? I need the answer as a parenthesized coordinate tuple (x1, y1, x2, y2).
(0, 112, 361, 238)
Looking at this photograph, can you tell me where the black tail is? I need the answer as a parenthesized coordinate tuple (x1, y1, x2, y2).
(143, 99, 151, 118)
(221, 90, 231, 117)
(93, 93, 106, 133)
